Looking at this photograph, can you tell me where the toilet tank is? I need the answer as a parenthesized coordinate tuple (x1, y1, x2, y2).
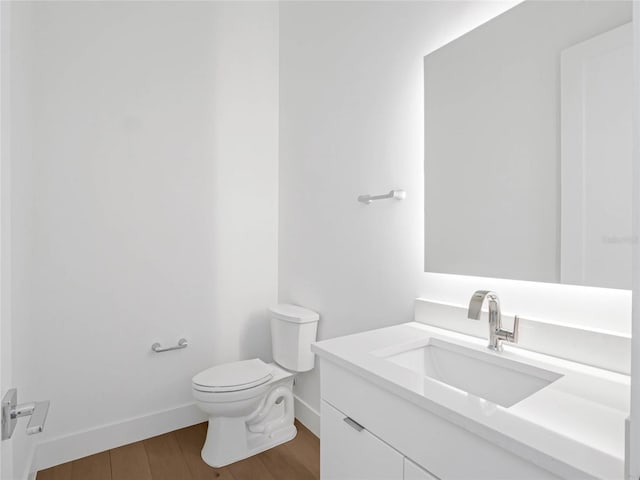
(269, 304, 320, 372)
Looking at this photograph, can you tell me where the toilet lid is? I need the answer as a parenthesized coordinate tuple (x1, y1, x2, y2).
(192, 358, 273, 392)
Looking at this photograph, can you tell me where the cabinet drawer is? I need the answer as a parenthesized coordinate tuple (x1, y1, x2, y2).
(321, 400, 404, 480)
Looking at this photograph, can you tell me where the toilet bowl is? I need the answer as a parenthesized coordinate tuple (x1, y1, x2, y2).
(192, 304, 319, 467)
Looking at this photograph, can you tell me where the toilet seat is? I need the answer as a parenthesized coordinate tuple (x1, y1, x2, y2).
(192, 358, 273, 393)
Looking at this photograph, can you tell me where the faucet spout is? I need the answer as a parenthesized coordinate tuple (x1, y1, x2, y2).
(467, 290, 496, 320)
(467, 290, 518, 352)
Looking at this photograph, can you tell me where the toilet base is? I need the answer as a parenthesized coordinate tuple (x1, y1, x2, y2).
(202, 422, 297, 468)
(199, 371, 297, 468)
(201, 416, 297, 468)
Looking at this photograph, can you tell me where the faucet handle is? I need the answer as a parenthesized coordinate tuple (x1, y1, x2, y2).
(500, 315, 520, 344)
(511, 315, 520, 343)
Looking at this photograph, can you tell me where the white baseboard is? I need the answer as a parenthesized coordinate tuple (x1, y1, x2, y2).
(294, 394, 320, 438)
(31, 397, 319, 476)
(32, 402, 207, 474)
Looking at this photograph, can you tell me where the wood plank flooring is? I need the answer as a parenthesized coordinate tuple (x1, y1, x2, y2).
(36, 420, 319, 480)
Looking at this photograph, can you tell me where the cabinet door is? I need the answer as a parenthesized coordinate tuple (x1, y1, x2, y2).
(321, 400, 403, 480)
(404, 458, 438, 480)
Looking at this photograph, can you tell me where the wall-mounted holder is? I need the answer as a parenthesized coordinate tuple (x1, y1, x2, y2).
(151, 338, 188, 353)
(357, 189, 406, 205)
(1, 388, 50, 440)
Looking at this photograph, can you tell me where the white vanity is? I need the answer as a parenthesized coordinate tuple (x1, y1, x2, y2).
(312, 322, 629, 479)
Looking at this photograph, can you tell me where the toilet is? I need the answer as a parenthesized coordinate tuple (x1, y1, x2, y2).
(192, 304, 320, 467)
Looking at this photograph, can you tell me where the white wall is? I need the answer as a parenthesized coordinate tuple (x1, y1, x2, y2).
(279, 0, 631, 421)
(9, 2, 278, 476)
(279, 0, 519, 421)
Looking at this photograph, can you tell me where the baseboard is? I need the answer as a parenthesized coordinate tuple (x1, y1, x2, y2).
(294, 394, 320, 438)
(32, 402, 207, 474)
(32, 397, 318, 475)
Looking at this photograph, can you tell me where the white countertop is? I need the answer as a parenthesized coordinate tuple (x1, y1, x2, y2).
(311, 322, 629, 479)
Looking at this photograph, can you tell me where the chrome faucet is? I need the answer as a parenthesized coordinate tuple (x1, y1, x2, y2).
(467, 290, 519, 352)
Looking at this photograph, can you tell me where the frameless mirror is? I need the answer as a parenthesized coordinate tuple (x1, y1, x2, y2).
(424, 0, 633, 289)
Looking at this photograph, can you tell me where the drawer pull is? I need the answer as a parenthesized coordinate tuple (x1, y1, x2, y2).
(343, 416, 365, 432)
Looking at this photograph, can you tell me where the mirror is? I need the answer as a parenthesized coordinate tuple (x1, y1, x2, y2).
(424, 0, 633, 289)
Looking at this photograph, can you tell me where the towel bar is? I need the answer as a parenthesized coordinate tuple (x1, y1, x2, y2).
(357, 189, 406, 205)
(151, 338, 188, 353)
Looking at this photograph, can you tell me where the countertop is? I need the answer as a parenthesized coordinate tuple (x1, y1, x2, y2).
(311, 322, 629, 479)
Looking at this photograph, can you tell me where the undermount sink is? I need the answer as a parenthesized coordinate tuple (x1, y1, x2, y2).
(380, 338, 562, 407)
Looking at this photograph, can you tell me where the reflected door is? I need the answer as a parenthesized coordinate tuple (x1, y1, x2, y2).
(561, 23, 633, 289)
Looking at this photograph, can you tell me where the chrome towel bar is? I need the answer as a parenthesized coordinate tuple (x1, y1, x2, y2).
(357, 189, 406, 205)
(151, 338, 188, 353)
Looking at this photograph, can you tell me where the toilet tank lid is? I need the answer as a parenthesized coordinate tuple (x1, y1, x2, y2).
(269, 304, 319, 323)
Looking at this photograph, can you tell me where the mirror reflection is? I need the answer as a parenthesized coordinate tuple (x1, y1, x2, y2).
(424, 0, 632, 289)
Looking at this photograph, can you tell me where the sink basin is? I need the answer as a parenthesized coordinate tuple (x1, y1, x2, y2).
(380, 338, 562, 407)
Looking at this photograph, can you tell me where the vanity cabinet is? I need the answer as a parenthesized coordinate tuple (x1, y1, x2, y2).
(319, 358, 562, 480)
(321, 400, 403, 479)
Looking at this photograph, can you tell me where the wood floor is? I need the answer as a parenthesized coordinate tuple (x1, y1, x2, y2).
(36, 420, 319, 480)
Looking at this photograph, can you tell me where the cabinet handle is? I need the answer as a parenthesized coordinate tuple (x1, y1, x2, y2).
(343, 416, 365, 432)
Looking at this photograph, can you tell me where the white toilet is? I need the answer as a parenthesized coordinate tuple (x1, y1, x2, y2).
(192, 304, 319, 467)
